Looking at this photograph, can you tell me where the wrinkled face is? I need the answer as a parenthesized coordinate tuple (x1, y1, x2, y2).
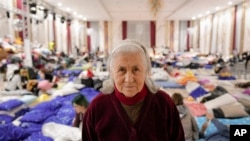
(111, 53, 146, 97)
(73, 104, 86, 114)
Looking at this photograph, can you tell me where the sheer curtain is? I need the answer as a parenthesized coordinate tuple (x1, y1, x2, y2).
(127, 21, 150, 48)
(243, 2, 250, 52)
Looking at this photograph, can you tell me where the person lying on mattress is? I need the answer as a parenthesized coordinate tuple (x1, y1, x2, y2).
(82, 39, 185, 141)
(199, 113, 229, 141)
(72, 94, 89, 129)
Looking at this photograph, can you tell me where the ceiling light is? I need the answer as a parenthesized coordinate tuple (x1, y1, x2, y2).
(73, 11, 77, 15)
(215, 7, 220, 11)
(83, 17, 87, 21)
(57, 3, 62, 7)
(66, 8, 71, 12)
(192, 17, 196, 20)
(78, 15, 83, 18)
(206, 11, 210, 14)
(228, 1, 233, 5)
(198, 14, 202, 18)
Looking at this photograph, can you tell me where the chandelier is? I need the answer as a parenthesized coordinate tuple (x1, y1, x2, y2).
(149, 0, 162, 18)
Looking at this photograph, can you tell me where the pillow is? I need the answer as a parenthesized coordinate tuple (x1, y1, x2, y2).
(220, 102, 249, 118)
(42, 122, 81, 141)
(20, 95, 38, 105)
(189, 86, 208, 99)
(38, 80, 52, 90)
(52, 88, 79, 96)
(73, 83, 85, 90)
(0, 124, 30, 140)
(20, 110, 55, 123)
(238, 98, 250, 109)
(0, 114, 14, 123)
(185, 103, 207, 116)
(0, 99, 24, 111)
(204, 94, 237, 110)
(32, 101, 62, 111)
(185, 82, 200, 94)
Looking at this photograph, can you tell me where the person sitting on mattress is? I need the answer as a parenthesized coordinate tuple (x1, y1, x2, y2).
(82, 39, 184, 141)
(4, 69, 23, 91)
(172, 93, 199, 141)
(199, 113, 229, 141)
(72, 94, 89, 129)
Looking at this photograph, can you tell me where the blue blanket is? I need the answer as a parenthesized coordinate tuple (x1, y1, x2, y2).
(154, 80, 185, 89)
(196, 116, 250, 137)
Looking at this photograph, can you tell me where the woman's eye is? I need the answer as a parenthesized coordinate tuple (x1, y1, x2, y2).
(133, 67, 140, 72)
(118, 68, 126, 72)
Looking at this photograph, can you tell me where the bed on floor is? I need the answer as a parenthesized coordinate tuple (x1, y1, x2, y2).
(0, 87, 100, 141)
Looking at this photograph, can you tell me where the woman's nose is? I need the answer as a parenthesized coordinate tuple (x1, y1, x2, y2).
(124, 71, 134, 82)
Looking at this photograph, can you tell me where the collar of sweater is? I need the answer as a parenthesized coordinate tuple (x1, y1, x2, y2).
(114, 85, 147, 106)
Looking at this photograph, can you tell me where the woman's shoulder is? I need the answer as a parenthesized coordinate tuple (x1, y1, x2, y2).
(90, 93, 113, 106)
(153, 90, 172, 101)
(151, 90, 176, 107)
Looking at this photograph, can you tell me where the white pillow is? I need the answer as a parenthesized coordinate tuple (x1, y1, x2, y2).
(52, 88, 79, 97)
(220, 102, 249, 118)
(63, 82, 85, 90)
(73, 83, 85, 90)
(42, 122, 81, 141)
(20, 95, 38, 105)
(204, 94, 237, 110)
(151, 69, 169, 81)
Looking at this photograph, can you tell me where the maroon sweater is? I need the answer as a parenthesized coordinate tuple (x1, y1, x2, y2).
(82, 90, 185, 141)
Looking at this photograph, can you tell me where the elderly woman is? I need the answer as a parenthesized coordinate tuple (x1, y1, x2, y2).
(82, 39, 184, 141)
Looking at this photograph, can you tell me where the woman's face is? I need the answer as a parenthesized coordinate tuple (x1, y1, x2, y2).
(73, 104, 86, 114)
(111, 53, 146, 97)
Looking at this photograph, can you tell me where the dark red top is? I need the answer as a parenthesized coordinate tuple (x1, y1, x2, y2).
(82, 89, 185, 141)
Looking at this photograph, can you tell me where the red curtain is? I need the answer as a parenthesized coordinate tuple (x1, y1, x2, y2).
(87, 21, 91, 53)
(53, 16, 57, 51)
(150, 21, 156, 54)
(67, 21, 71, 54)
(186, 21, 191, 51)
(122, 21, 127, 40)
(16, 0, 23, 40)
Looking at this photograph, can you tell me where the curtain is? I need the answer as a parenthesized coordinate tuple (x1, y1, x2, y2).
(173, 21, 179, 52)
(179, 21, 187, 52)
(169, 21, 174, 51)
(87, 21, 91, 53)
(191, 20, 199, 51)
(243, 2, 250, 52)
(156, 20, 166, 49)
(53, 15, 57, 50)
(186, 21, 190, 51)
(16, 0, 23, 40)
(122, 21, 127, 40)
(90, 22, 99, 53)
(150, 21, 156, 49)
(235, 4, 243, 53)
(199, 17, 212, 54)
(104, 21, 109, 56)
(67, 20, 72, 55)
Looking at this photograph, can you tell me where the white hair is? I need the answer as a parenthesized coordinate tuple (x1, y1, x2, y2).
(100, 39, 159, 94)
